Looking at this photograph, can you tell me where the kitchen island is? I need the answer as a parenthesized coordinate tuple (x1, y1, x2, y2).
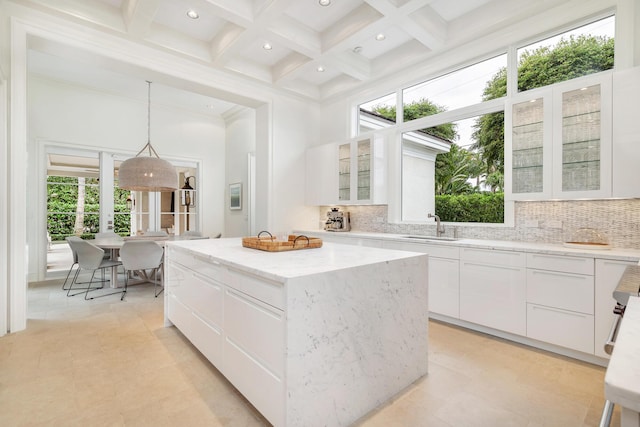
(164, 238, 429, 427)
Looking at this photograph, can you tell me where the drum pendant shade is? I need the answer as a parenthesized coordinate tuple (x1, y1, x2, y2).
(118, 81, 178, 192)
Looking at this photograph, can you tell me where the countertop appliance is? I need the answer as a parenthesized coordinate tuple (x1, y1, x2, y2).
(324, 208, 350, 232)
(599, 265, 640, 427)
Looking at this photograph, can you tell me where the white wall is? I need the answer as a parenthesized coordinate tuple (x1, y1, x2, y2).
(28, 76, 226, 279)
(224, 107, 255, 237)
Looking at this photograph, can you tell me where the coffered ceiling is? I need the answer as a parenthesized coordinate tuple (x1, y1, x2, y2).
(16, 0, 577, 111)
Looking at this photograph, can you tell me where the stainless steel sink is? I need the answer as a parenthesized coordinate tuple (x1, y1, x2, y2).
(402, 235, 458, 242)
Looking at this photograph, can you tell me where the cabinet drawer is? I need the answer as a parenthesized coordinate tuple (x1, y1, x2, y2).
(190, 311, 223, 367)
(226, 269, 284, 310)
(527, 269, 594, 314)
(224, 288, 284, 378)
(460, 247, 525, 267)
(167, 294, 192, 334)
(527, 304, 594, 354)
(169, 248, 228, 282)
(224, 338, 284, 427)
(526, 253, 594, 275)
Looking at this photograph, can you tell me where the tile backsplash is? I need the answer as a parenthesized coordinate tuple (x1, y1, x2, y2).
(318, 199, 640, 249)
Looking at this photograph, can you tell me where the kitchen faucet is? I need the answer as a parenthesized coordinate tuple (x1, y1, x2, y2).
(428, 213, 445, 237)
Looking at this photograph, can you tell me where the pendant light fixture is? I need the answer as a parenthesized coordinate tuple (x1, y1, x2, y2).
(118, 81, 178, 192)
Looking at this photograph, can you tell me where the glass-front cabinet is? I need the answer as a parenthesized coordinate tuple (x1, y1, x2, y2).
(507, 73, 612, 200)
(336, 135, 385, 204)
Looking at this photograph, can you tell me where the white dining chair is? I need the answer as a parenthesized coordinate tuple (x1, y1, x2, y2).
(62, 236, 83, 291)
(119, 240, 164, 299)
(67, 239, 123, 300)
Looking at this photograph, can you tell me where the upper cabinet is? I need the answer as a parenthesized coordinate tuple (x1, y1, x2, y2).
(506, 73, 612, 200)
(611, 66, 640, 198)
(306, 134, 386, 206)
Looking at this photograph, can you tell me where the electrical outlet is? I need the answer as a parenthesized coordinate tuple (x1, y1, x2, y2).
(525, 219, 539, 228)
(546, 220, 563, 229)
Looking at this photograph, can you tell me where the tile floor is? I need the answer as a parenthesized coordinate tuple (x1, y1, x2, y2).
(0, 279, 619, 427)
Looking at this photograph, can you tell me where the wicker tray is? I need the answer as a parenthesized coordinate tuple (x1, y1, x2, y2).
(242, 231, 323, 252)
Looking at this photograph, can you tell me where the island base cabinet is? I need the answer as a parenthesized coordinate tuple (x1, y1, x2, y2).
(527, 304, 594, 354)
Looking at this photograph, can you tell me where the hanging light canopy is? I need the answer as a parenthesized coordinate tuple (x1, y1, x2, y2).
(118, 81, 178, 192)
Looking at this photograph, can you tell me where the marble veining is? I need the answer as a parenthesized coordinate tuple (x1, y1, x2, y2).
(605, 296, 640, 412)
(285, 257, 428, 426)
(166, 238, 429, 427)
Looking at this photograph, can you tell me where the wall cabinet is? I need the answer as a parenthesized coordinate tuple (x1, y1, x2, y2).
(459, 248, 527, 335)
(612, 66, 640, 197)
(506, 72, 612, 200)
(306, 135, 386, 206)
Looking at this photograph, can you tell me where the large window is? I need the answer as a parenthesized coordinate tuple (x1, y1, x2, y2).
(517, 16, 615, 92)
(357, 14, 615, 225)
(402, 54, 507, 122)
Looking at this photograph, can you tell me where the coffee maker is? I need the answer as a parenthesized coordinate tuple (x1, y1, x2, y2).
(324, 207, 351, 232)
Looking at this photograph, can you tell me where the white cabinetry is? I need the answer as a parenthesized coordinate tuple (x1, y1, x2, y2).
(382, 240, 460, 318)
(594, 259, 636, 358)
(459, 248, 526, 335)
(306, 135, 386, 206)
(612, 66, 640, 197)
(166, 248, 285, 426)
(506, 72, 612, 200)
(525, 253, 594, 354)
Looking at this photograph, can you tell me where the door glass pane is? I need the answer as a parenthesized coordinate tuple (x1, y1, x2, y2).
(512, 98, 544, 193)
(562, 85, 601, 191)
(338, 143, 351, 201)
(357, 139, 371, 200)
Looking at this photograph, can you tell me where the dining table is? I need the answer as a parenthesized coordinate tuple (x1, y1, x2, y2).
(89, 235, 208, 288)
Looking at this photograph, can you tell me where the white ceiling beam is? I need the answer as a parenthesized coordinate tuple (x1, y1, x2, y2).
(321, 3, 384, 52)
(408, 5, 447, 50)
(272, 52, 312, 82)
(122, 0, 161, 38)
(266, 15, 322, 58)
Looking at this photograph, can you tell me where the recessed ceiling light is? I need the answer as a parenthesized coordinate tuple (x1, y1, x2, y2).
(317, 66, 325, 72)
(186, 9, 199, 19)
(263, 42, 272, 50)
(375, 33, 386, 41)
(319, 0, 331, 6)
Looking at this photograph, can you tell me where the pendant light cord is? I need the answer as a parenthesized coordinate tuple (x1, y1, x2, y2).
(147, 80, 151, 152)
(133, 80, 159, 158)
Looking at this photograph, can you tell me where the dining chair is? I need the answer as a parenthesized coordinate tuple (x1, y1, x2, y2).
(67, 239, 123, 300)
(119, 240, 165, 300)
(62, 236, 83, 291)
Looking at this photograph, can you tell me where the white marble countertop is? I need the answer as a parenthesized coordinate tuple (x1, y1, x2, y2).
(166, 237, 428, 283)
(605, 296, 640, 412)
(296, 230, 640, 262)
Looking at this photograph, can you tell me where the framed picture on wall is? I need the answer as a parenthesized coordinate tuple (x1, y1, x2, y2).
(229, 183, 242, 210)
